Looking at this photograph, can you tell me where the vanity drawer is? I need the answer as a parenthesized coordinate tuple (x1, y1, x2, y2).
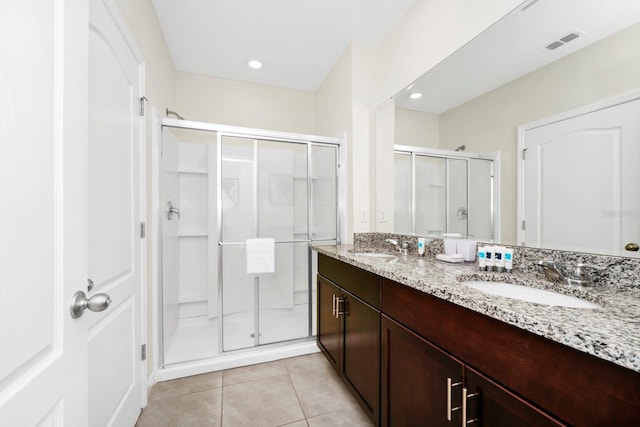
(318, 254, 380, 309)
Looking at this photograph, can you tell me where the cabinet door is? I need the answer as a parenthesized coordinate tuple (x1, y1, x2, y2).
(381, 315, 463, 427)
(317, 276, 340, 371)
(464, 368, 565, 427)
(343, 289, 380, 422)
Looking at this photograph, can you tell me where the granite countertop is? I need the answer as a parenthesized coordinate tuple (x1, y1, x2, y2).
(313, 244, 640, 374)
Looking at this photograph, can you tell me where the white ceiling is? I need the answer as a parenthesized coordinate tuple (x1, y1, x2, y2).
(394, 0, 640, 113)
(151, 0, 417, 92)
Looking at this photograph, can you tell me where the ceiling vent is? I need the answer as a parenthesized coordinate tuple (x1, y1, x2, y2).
(519, 0, 540, 13)
(544, 30, 584, 51)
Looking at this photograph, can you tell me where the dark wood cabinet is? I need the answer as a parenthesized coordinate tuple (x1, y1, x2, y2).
(381, 315, 463, 427)
(317, 276, 340, 370)
(317, 254, 380, 425)
(464, 367, 563, 427)
(381, 315, 564, 427)
(317, 254, 640, 426)
(381, 277, 640, 426)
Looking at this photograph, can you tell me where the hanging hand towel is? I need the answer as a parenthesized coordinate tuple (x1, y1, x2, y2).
(246, 238, 275, 274)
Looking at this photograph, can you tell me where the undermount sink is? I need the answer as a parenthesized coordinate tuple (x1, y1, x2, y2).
(462, 281, 601, 309)
(351, 252, 397, 258)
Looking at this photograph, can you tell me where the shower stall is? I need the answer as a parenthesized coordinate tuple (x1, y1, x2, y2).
(158, 119, 340, 376)
(394, 145, 499, 241)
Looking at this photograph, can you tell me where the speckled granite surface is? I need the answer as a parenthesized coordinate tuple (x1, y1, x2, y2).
(313, 241, 640, 373)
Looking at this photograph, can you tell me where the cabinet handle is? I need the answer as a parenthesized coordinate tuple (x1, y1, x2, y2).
(332, 294, 336, 318)
(447, 378, 463, 421)
(337, 297, 347, 317)
(461, 387, 480, 426)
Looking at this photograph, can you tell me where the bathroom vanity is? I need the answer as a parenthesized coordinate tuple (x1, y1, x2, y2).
(315, 246, 640, 426)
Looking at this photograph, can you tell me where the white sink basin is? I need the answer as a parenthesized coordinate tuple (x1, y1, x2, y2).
(462, 281, 600, 309)
(352, 252, 396, 258)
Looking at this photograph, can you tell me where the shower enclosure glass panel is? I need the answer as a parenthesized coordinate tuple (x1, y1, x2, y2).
(160, 123, 340, 367)
(447, 159, 468, 236)
(161, 127, 218, 365)
(394, 153, 413, 234)
(220, 136, 311, 352)
(220, 136, 256, 351)
(415, 156, 446, 236)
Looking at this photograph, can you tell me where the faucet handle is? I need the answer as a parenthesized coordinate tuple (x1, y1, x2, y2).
(573, 263, 605, 279)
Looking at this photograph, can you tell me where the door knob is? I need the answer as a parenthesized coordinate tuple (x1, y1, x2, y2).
(70, 290, 112, 319)
(625, 243, 639, 252)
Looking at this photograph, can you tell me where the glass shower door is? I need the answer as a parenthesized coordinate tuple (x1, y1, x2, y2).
(256, 140, 309, 346)
(220, 136, 311, 351)
(415, 156, 446, 236)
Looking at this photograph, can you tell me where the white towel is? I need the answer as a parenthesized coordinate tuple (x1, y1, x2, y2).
(246, 238, 275, 274)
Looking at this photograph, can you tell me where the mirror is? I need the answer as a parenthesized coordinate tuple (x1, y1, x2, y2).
(378, 0, 640, 256)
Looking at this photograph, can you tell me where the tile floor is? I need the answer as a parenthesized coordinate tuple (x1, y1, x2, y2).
(136, 352, 373, 426)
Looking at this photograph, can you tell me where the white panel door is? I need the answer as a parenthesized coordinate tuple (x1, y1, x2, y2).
(0, 1, 89, 425)
(88, 0, 143, 425)
(523, 98, 640, 257)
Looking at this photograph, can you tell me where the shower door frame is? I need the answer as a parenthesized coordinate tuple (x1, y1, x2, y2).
(155, 118, 342, 370)
(394, 145, 500, 241)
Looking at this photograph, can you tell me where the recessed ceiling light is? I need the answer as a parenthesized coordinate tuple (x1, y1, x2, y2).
(248, 60, 263, 69)
(409, 92, 422, 99)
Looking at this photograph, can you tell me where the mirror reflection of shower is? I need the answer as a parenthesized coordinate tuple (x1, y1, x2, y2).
(393, 145, 497, 241)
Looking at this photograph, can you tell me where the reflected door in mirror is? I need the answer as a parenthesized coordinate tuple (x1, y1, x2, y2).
(521, 98, 640, 257)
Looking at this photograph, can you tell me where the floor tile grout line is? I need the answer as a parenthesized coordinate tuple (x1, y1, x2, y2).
(285, 371, 310, 422)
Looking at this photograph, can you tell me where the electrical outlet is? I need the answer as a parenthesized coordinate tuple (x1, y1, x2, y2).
(360, 208, 369, 223)
(379, 209, 387, 223)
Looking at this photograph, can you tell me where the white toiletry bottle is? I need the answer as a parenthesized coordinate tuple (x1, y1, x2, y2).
(485, 246, 494, 271)
(495, 246, 506, 272)
(417, 238, 426, 256)
(505, 248, 514, 272)
(477, 246, 486, 271)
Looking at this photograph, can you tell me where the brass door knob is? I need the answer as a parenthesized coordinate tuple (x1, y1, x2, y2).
(625, 243, 639, 252)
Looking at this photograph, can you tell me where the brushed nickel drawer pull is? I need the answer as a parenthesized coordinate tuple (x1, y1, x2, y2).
(447, 377, 463, 421)
(461, 387, 480, 426)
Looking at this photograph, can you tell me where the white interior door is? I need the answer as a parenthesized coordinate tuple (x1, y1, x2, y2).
(522, 98, 640, 257)
(88, 0, 143, 425)
(0, 1, 89, 425)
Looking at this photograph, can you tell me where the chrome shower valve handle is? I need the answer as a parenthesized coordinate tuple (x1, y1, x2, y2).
(167, 201, 181, 220)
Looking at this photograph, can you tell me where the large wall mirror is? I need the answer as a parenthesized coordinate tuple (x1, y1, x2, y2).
(376, 0, 640, 257)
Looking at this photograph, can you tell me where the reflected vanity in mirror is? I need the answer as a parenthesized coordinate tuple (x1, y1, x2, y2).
(376, 0, 640, 257)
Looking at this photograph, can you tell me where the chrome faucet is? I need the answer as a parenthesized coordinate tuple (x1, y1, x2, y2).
(536, 259, 604, 286)
(385, 239, 409, 254)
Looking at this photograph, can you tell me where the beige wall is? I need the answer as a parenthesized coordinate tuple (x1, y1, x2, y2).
(175, 72, 316, 134)
(116, 0, 175, 114)
(439, 21, 640, 244)
(395, 108, 439, 148)
(315, 46, 354, 240)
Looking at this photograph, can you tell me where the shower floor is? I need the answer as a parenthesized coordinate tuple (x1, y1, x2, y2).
(164, 303, 313, 366)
